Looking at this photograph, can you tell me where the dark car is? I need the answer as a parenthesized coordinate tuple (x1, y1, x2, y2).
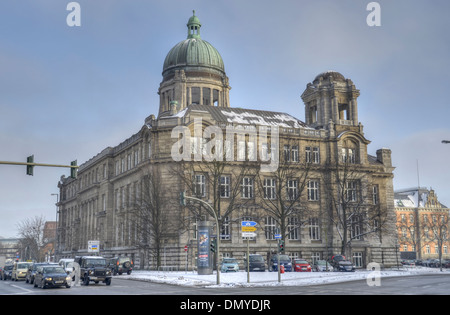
(75, 256, 112, 285)
(2, 265, 13, 280)
(330, 255, 355, 272)
(33, 265, 71, 289)
(244, 254, 266, 272)
(109, 257, 133, 275)
(26, 263, 57, 284)
(270, 254, 292, 272)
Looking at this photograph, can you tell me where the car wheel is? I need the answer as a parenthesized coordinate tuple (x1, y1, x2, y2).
(105, 278, 111, 286)
(83, 276, 89, 286)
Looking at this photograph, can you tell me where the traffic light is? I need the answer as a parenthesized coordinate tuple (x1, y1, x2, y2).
(210, 239, 216, 253)
(26, 155, 34, 176)
(180, 191, 186, 206)
(70, 160, 77, 179)
(278, 240, 284, 253)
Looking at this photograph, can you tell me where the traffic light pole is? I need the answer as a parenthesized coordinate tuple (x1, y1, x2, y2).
(0, 158, 78, 178)
(180, 193, 220, 285)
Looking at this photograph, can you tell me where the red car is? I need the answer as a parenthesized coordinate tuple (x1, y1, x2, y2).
(293, 259, 312, 272)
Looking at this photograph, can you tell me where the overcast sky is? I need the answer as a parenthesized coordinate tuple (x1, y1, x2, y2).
(1, 0, 449, 238)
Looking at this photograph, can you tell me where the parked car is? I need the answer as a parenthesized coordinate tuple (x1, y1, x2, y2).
(313, 260, 333, 272)
(11, 262, 33, 281)
(2, 265, 13, 280)
(33, 265, 71, 289)
(26, 263, 57, 284)
(108, 257, 133, 275)
(329, 255, 355, 272)
(244, 254, 265, 272)
(401, 259, 415, 266)
(270, 255, 292, 272)
(293, 259, 312, 272)
(221, 258, 239, 272)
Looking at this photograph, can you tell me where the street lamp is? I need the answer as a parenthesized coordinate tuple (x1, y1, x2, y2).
(51, 193, 59, 262)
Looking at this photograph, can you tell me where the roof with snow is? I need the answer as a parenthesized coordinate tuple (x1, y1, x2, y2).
(166, 104, 312, 129)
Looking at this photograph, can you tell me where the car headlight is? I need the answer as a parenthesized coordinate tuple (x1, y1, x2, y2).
(66, 276, 72, 281)
(89, 270, 94, 275)
(45, 277, 52, 281)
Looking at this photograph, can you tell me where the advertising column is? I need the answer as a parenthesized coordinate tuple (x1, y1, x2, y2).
(197, 221, 213, 275)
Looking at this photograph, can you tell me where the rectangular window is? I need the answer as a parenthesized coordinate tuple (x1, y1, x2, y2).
(309, 218, 320, 240)
(288, 217, 299, 240)
(291, 145, 299, 162)
(241, 177, 254, 199)
(287, 179, 298, 200)
(264, 216, 277, 240)
(194, 174, 206, 197)
(263, 178, 276, 200)
(220, 175, 230, 198)
(307, 180, 319, 201)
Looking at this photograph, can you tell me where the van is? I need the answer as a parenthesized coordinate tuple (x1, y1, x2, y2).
(11, 262, 33, 281)
(244, 254, 266, 272)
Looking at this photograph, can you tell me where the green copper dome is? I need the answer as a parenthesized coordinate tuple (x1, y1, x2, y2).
(162, 11, 225, 78)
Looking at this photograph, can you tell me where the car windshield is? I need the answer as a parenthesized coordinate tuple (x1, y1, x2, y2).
(274, 255, 290, 261)
(249, 256, 263, 262)
(316, 260, 326, 265)
(43, 267, 66, 274)
(17, 263, 31, 269)
(223, 259, 237, 264)
(294, 260, 308, 264)
(84, 259, 106, 267)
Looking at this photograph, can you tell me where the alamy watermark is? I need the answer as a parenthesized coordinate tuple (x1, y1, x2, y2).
(366, 262, 382, 286)
(171, 118, 280, 173)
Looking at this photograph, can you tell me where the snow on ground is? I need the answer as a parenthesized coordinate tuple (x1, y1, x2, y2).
(118, 267, 449, 288)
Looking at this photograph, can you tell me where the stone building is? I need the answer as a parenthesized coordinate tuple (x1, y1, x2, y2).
(56, 12, 399, 269)
(395, 187, 450, 260)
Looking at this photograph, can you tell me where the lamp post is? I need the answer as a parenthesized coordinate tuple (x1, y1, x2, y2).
(51, 193, 59, 262)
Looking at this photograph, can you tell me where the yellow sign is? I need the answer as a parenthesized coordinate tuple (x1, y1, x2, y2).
(242, 226, 257, 232)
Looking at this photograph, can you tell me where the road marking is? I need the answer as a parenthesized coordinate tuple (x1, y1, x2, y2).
(10, 284, 34, 294)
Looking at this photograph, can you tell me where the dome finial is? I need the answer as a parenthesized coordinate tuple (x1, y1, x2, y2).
(187, 10, 201, 39)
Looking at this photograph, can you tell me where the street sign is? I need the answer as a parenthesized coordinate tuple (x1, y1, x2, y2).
(184, 245, 188, 252)
(275, 234, 282, 239)
(241, 226, 257, 232)
(242, 232, 257, 238)
(241, 221, 257, 227)
(88, 240, 100, 253)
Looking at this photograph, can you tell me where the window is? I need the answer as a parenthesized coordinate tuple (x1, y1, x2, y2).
(353, 252, 363, 267)
(283, 145, 290, 162)
(221, 216, 230, 240)
(194, 174, 206, 197)
(345, 181, 358, 202)
(372, 185, 379, 205)
(351, 215, 362, 240)
(291, 145, 299, 162)
(309, 218, 320, 240)
(220, 175, 230, 198)
(241, 177, 254, 199)
(307, 180, 319, 201)
(288, 217, 299, 240)
(263, 178, 276, 200)
(264, 216, 277, 240)
(287, 179, 298, 200)
(312, 147, 320, 164)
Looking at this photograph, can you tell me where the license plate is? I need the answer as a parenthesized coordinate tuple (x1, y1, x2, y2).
(55, 281, 63, 284)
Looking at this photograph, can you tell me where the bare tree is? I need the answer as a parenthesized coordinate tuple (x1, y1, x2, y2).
(130, 167, 178, 269)
(16, 215, 48, 261)
(255, 141, 311, 248)
(423, 213, 449, 270)
(322, 158, 390, 257)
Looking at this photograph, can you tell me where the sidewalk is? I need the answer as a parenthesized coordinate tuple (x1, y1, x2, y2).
(118, 266, 448, 288)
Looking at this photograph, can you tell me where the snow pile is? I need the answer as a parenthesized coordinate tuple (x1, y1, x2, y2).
(118, 266, 448, 288)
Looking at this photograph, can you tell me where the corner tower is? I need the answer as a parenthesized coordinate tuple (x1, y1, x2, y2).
(158, 11, 231, 117)
(301, 71, 360, 130)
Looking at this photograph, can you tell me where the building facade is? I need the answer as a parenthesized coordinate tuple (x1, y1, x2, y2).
(395, 187, 450, 260)
(56, 12, 399, 269)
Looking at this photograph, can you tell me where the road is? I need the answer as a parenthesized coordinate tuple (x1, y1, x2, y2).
(1, 273, 450, 295)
